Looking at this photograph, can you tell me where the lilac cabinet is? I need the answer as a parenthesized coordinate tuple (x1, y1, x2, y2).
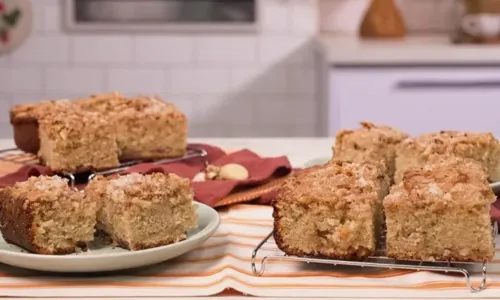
(328, 67, 500, 136)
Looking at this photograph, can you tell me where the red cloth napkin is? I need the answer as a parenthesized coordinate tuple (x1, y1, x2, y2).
(492, 200, 500, 225)
(0, 144, 292, 207)
(123, 144, 292, 206)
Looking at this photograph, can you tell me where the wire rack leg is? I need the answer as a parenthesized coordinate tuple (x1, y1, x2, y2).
(251, 231, 274, 276)
(63, 173, 76, 188)
(461, 262, 488, 293)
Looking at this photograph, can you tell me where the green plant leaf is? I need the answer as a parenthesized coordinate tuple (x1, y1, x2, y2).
(3, 8, 21, 27)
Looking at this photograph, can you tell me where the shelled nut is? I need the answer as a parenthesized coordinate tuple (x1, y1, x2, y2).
(220, 163, 249, 180)
(192, 172, 206, 182)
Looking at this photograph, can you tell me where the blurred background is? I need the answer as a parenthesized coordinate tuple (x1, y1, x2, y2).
(1, 0, 499, 138)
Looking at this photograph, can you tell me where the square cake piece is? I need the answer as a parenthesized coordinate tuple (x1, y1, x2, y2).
(10, 99, 74, 154)
(37, 108, 120, 173)
(112, 96, 187, 160)
(333, 122, 408, 182)
(76, 93, 187, 161)
(85, 173, 197, 251)
(384, 156, 495, 262)
(395, 130, 500, 184)
(0, 176, 98, 254)
(273, 160, 390, 259)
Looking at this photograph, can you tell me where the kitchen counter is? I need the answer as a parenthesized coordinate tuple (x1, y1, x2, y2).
(189, 138, 332, 166)
(0, 138, 333, 168)
(320, 35, 500, 66)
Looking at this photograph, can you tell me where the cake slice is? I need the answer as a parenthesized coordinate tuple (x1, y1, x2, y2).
(76, 93, 187, 161)
(112, 96, 187, 160)
(10, 99, 74, 154)
(0, 176, 98, 254)
(384, 156, 495, 262)
(273, 160, 390, 259)
(395, 130, 500, 184)
(333, 122, 408, 183)
(85, 173, 197, 251)
(37, 108, 120, 173)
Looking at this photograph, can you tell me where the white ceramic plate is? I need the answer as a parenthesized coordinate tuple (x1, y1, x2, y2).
(304, 157, 500, 193)
(303, 157, 330, 168)
(0, 201, 220, 273)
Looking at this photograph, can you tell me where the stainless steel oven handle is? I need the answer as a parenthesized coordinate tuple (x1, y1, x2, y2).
(395, 80, 500, 89)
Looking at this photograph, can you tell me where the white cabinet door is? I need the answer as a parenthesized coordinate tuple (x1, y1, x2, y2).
(329, 68, 500, 137)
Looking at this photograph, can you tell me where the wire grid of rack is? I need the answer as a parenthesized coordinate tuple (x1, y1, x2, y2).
(0, 146, 208, 187)
(251, 223, 498, 293)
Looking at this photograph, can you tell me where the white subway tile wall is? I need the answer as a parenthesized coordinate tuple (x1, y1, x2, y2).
(0, 0, 321, 138)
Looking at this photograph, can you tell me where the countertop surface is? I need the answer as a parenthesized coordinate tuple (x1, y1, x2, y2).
(0, 138, 334, 169)
(320, 35, 500, 66)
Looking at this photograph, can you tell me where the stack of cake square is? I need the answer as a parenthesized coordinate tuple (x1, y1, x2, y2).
(273, 122, 497, 262)
(9, 92, 188, 173)
(0, 173, 197, 254)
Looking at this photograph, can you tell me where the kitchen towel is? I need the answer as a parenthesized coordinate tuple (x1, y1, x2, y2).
(0, 144, 292, 207)
(0, 204, 497, 298)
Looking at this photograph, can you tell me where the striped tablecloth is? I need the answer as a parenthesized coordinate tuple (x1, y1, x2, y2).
(0, 204, 498, 298)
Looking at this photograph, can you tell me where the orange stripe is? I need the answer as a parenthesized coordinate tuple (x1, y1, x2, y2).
(226, 218, 273, 224)
(180, 252, 500, 272)
(0, 254, 495, 282)
(0, 266, 413, 280)
(197, 240, 269, 251)
(149, 266, 414, 279)
(1, 263, 498, 281)
(0, 275, 498, 290)
(211, 232, 271, 239)
(229, 204, 270, 211)
(223, 220, 273, 227)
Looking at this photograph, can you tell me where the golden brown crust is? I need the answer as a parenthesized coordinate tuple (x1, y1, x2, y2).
(273, 160, 389, 259)
(73, 92, 128, 115)
(0, 186, 38, 253)
(386, 156, 494, 207)
(275, 160, 388, 206)
(395, 130, 500, 183)
(113, 98, 187, 160)
(75, 93, 187, 161)
(333, 121, 408, 182)
(0, 176, 93, 255)
(85, 173, 197, 251)
(37, 109, 121, 173)
(12, 121, 40, 154)
(10, 100, 74, 154)
(11, 93, 187, 165)
(384, 156, 495, 262)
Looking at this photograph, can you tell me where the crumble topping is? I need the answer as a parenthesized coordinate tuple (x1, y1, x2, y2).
(386, 156, 495, 206)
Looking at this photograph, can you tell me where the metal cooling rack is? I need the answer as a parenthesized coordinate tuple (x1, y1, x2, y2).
(251, 223, 498, 293)
(0, 146, 208, 187)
